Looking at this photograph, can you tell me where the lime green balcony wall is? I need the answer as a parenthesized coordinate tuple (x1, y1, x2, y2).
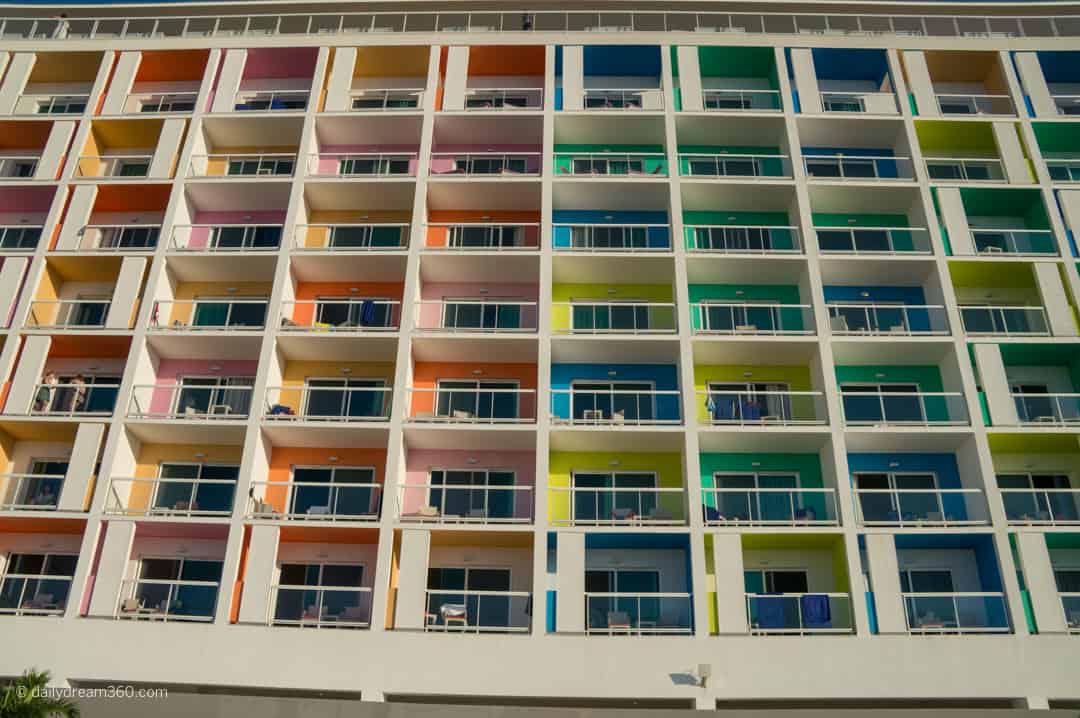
(915, 120, 1000, 156)
(548, 451, 683, 524)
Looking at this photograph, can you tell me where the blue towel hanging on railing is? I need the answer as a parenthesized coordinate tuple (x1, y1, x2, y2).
(360, 299, 376, 326)
(800, 594, 832, 628)
(756, 596, 787, 629)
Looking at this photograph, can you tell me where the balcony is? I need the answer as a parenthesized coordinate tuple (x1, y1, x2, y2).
(427, 223, 540, 251)
(0, 156, 39, 180)
(1000, 488, 1080, 525)
(348, 88, 424, 111)
(116, 574, 220, 623)
(702, 487, 839, 526)
(679, 152, 791, 180)
(105, 476, 237, 518)
(307, 152, 417, 178)
(690, 47, 782, 113)
(958, 305, 1050, 336)
(936, 93, 1014, 116)
(549, 388, 681, 426)
(407, 386, 536, 425)
(189, 153, 296, 179)
(583, 88, 663, 111)
(128, 382, 253, 420)
(15, 94, 89, 116)
(430, 152, 542, 177)
(0, 554, 76, 617)
(30, 381, 119, 417)
(64, 224, 160, 252)
(827, 304, 950, 336)
(702, 88, 781, 112)
(170, 224, 282, 252)
(555, 153, 667, 178)
(463, 87, 543, 111)
(553, 223, 669, 253)
(0, 225, 43, 252)
(264, 385, 392, 422)
(822, 91, 898, 114)
(424, 589, 531, 633)
(803, 154, 914, 182)
(684, 225, 801, 255)
(554, 482, 686, 526)
(904, 592, 1010, 634)
(585, 593, 692, 635)
(855, 487, 990, 526)
(971, 229, 1058, 257)
(690, 303, 814, 336)
(233, 89, 309, 112)
(124, 92, 198, 115)
(698, 389, 828, 426)
(149, 299, 268, 331)
(553, 302, 676, 335)
(270, 584, 373, 628)
(294, 224, 408, 251)
(416, 299, 538, 333)
(26, 300, 110, 330)
(840, 389, 969, 426)
(746, 593, 854, 635)
(399, 482, 533, 524)
(1012, 393, 1080, 425)
(279, 300, 400, 332)
(248, 479, 382, 522)
(0, 472, 66, 511)
(74, 154, 154, 180)
(925, 156, 1006, 183)
(1062, 594, 1080, 632)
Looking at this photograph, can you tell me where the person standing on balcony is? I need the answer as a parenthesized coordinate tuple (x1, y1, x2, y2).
(35, 372, 58, 412)
(70, 374, 88, 413)
(52, 13, 69, 39)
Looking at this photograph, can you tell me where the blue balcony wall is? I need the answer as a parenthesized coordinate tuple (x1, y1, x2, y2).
(822, 285, 932, 332)
(583, 45, 661, 78)
(552, 210, 670, 249)
(551, 363, 680, 421)
(847, 452, 967, 520)
(1036, 50, 1080, 83)
(811, 48, 891, 85)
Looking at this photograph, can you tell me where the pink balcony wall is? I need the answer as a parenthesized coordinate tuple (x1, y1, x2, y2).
(147, 358, 259, 414)
(184, 210, 287, 249)
(316, 144, 420, 176)
(403, 449, 536, 518)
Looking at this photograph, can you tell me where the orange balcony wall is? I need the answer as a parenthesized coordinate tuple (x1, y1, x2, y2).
(133, 49, 210, 84)
(262, 446, 387, 516)
(467, 46, 545, 78)
(290, 281, 405, 326)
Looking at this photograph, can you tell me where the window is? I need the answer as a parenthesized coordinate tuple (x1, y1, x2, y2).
(315, 297, 392, 328)
(226, 157, 294, 176)
(441, 298, 521, 330)
(572, 157, 643, 175)
(151, 463, 238, 515)
(1010, 383, 1062, 423)
(338, 156, 410, 176)
(289, 466, 378, 518)
(840, 383, 923, 423)
(854, 472, 942, 523)
(817, 227, 892, 253)
(449, 225, 526, 248)
(698, 301, 782, 333)
(273, 563, 366, 625)
(115, 159, 149, 177)
(100, 226, 159, 249)
(707, 472, 806, 523)
(37, 98, 86, 114)
(571, 225, 648, 250)
(191, 297, 268, 328)
(427, 566, 513, 628)
(0, 553, 77, 614)
(428, 469, 516, 520)
(900, 569, 954, 593)
(571, 380, 654, 422)
(49, 374, 119, 414)
(744, 569, 809, 594)
(62, 297, 109, 327)
(805, 156, 877, 179)
(132, 558, 222, 619)
(174, 376, 253, 417)
(302, 378, 385, 419)
(829, 300, 907, 333)
(706, 382, 792, 422)
(997, 473, 1078, 522)
(13, 459, 68, 508)
(960, 305, 1042, 335)
(571, 471, 658, 522)
(1055, 569, 1080, 593)
(571, 300, 648, 332)
(454, 156, 527, 175)
(0, 226, 41, 250)
(704, 93, 752, 110)
(1, 160, 36, 178)
(209, 225, 281, 250)
(692, 226, 771, 252)
(585, 569, 661, 630)
(328, 225, 403, 249)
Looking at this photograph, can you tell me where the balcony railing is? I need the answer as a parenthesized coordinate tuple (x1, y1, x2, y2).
(0, 473, 66, 511)
(815, 226, 932, 255)
(128, 383, 253, 420)
(684, 225, 801, 255)
(270, 585, 372, 628)
(827, 303, 950, 336)
(429, 152, 541, 176)
(116, 578, 219, 622)
(557, 153, 667, 177)
(399, 483, 533, 523)
(248, 480, 382, 521)
(924, 156, 1006, 183)
(820, 91, 898, 114)
(427, 223, 540, 250)
(554, 301, 676, 335)
(903, 592, 1010, 634)
(294, 223, 408, 251)
(585, 593, 692, 635)
(549, 388, 682, 426)
(702, 88, 781, 112)
(30, 382, 118, 416)
(463, 87, 543, 110)
(170, 224, 282, 251)
(149, 299, 268, 331)
(702, 487, 839, 526)
(690, 302, 814, 335)
(554, 224, 670, 252)
(408, 386, 536, 424)
(935, 93, 1015, 117)
(746, 593, 853, 634)
(958, 305, 1050, 336)
(840, 390, 969, 426)
(123, 91, 198, 114)
(699, 389, 829, 426)
(188, 153, 296, 178)
(0, 156, 39, 179)
(279, 300, 401, 332)
(0, 572, 72, 616)
(855, 488, 990, 526)
(307, 152, 417, 178)
(425, 590, 532, 632)
(0, 225, 41, 251)
(264, 385, 393, 422)
(1051, 93, 1080, 117)
(582, 88, 663, 110)
(67, 224, 160, 251)
(1046, 158, 1080, 183)
(971, 228, 1058, 256)
(550, 486, 685, 525)
(416, 299, 538, 332)
(348, 88, 424, 111)
(679, 153, 791, 179)
(1000, 488, 1080, 525)
(26, 300, 111, 329)
(105, 477, 237, 518)
(232, 90, 309, 112)
(1012, 393, 1080, 425)
(14, 93, 88, 116)
(803, 154, 914, 181)
(1062, 594, 1080, 633)
(74, 154, 153, 179)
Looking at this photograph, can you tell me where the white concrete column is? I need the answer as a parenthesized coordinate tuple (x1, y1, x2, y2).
(711, 534, 748, 634)
(35, 121, 76, 181)
(1057, 190, 1080, 242)
(58, 423, 104, 512)
(993, 122, 1033, 185)
(555, 531, 585, 633)
(87, 520, 136, 617)
(675, 46, 703, 112)
(394, 528, 431, 630)
(57, 185, 97, 251)
(1015, 532, 1067, 634)
(323, 47, 356, 113)
(101, 51, 141, 115)
(936, 187, 974, 255)
(561, 46, 584, 111)
(1013, 52, 1057, 117)
(972, 343, 1019, 426)
(0, 53, 35, 115)
(105, 256, 146, 330)
(865, 533, 906, 634)
(0, 257, 27, 328)
(211, 49, 247, 114)
(901, 50, 938, 117)
(1033, 262, 1077, 337)
(148, 118, 186, 179)
(789, 48, 821, 114)
(4, 334, 50, 415)
(236, 524, 280, 625)
(442, 46, 469, 111)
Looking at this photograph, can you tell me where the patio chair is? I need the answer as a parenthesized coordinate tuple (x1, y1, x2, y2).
(440, 603, 468, 629)
(607, 610, 633, 634)
(611, 507, 636, 522)
(120, 598, 144, 614)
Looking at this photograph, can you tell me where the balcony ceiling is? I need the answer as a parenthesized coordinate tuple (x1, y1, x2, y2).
(552, 254, 673, 285)
(797, 115, 906, 149)
(276, 334, 398, 363)
(186, 181, 292, 212)
(403, 425, 537, 451)
(290, 253, 407, 283)
(807, 184, 920, 215)
(680, 182, 795, 213)
(554, 115, 665, 145)
(548, 428, 684, 453)
(428, 181, 540, 211)
(433, 115, 543, 146)
(553, 181, 670, 212)
(411, 335, 538, 364)
(686, 255, 805, 285)
(691, 338, 819, 366)
(698, 428, 830, 454)
(261, 423, 390, 449)
(550, 336, 680, 364)
(818, 256, 938, 286)
(305, 180, 414, 211)
(419, 252, 538, 284)
(202, 115, 304, 147)
(676, 114, 787, 147)
(315, 114, 423, 146)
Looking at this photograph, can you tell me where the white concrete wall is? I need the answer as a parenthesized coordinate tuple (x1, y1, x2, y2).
(1014, 533, 1067, 634)
(790, 48, 821, 114)
(211, 49, 247, 113)
(87, 520, 136, 617)
(57, 423, 103, 512)
(992, 122, 1032, 185)
(972, 343, 1019, 425)
(555, 531, 585, 632)
(0, 53, 34, 115)
(323, 47, 356, 113)
(5, 334, 50, 415)
(394, 528, 431, 630)
(711, 534, 747, 634)
(1033, 262, 1077, 336)
(105, 256, 146, 330)
(101, 51, 141, 115)
(936, 187, 974, 255)
(441, 46, 469, 111)
(561, 46, 583, 111)
(675, 46, 703, 112)
(1013, 52, 1056, 117)
(57, 185, 98, 251)
(865, 533, 906, 634)
(901, 50, 937, 117)
(237, 524, 280, 625)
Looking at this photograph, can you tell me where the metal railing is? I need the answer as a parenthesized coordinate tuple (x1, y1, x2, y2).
(0, 473, 66, 511)
(427, 223, 540, 250)
(69, 225, 160, 251)
(122, 91, 198, 114)
(1046, 158, 1080, 183)
(680, 152, 791, 179)
(684, 225, 801, 254)
(855, 488, 990, 526)
(348, 88, 424, 111)
(74, 154, 153, 179)
(1000, 488, 1080, 525)
(903, 592, 1010, 634)
(557, 153, 667, 177)
(399, 483, 533, 523)
(188, 153, 296, 178)
(0, 573, 71, 616)
(820, 90, 898, 114)
(307, 152, 417, 177)
(408, 386, 536, 423)
(270, 585, 373, 628)
(690, 302, 814, 335)
(840, 390, 969, 426)
(698, 389, 829, 426)
(14, 93, 88, 116)
(248, 480, 382, 521)
(463, 87, 543, 110)
(826, 304, 950, 336)
(702, 487, 839, 526)
(0, 225, 42, 251)
(549, 486, 685, 525)
(0, 156, 39, 179)
(1012, 393, 1080, 425)
(585, 593, 692, 635)
(1062, 594, 1080, 633)
(30, 382, 118, 416)
(416, 299, 538, 332)
(746, 593, 853, 634)
(554, 301, 676, 334)
(105, 476, 237, 517)
(279, 299, 401, 331)
(128, 383, 253, 420)
(26, 300, 111, 329)
(429, 151, 541, 176)
(1051, 94, 1080, 117)
(815, 226, 932, 255)
(959, 305, 1050, 336)
(116, 578, 218, 622)
(924, 156, 1007, 183)
(170, 224, 282, 251)
(971, 228, 1058, 256)
(549, 388, 682, 425)
(264, 385, 393, 422)
(803, 154, 914, 181)
(149, 299, 268, 330)
(294, 223, 409, 250)
(702, 88, 781, 112)
(424, 590, 531, 632)
(582, 88, 663, 110)
(232, 90, 309, 112)
(554, 224, 669, 252)
(935, 93, 1015, 116)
